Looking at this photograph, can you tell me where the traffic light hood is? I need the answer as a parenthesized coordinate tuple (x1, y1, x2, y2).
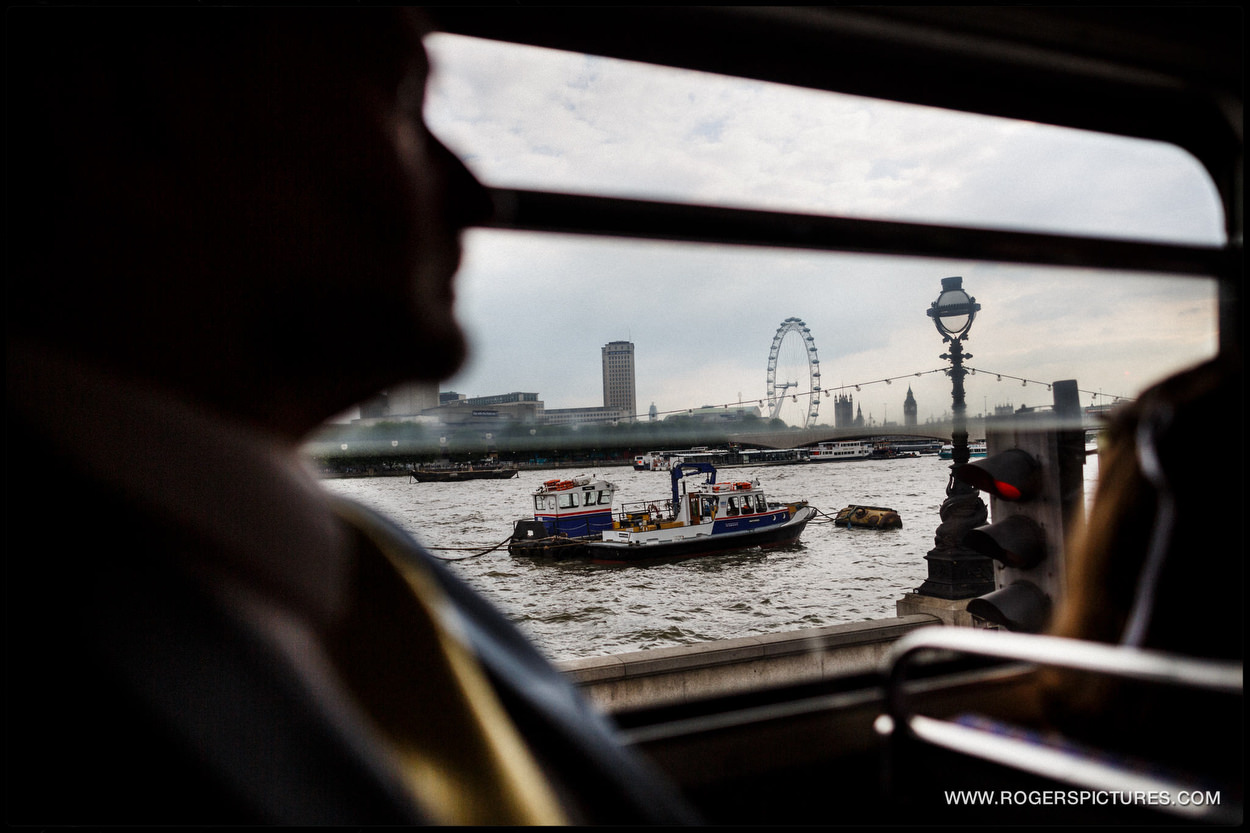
(964, 514, 1046, 569)
(967, 582, 1050, 633)
(956, 448, 1041, 501)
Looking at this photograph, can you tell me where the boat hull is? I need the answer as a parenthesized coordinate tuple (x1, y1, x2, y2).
(508, 536, 595, 560)
(585, 506, 817, 564)
(412, 467, 519, 482)
(506, 519, 594, 560)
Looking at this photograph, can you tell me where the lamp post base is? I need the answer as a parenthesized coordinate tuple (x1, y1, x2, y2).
(916, 491, 995, 599)
(915, 549, 995, 599)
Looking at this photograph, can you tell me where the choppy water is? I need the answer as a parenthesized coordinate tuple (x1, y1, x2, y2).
(322, 455, 1098, 662)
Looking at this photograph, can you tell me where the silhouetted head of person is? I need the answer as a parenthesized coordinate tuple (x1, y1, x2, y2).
(9, 8, 491, 438)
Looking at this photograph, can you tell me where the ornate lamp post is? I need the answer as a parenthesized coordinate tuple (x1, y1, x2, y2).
(917, 276, 995, 598)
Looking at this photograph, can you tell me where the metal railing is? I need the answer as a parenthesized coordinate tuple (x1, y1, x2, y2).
(879, 627, 1243, 824)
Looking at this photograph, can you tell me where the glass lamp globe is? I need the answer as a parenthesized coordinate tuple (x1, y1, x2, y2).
(927, 276, 980, 339)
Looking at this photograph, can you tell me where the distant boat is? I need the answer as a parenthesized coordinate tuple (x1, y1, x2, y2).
(634, 447, 810, 470)
(889, 439, 944, 455)
(938, 442, 988, 460)
(869, 443, 921, 460)
(809, 441, 873, 462)
(410, 463, 519, 482)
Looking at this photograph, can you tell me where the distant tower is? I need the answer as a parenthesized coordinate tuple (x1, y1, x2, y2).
(855, 403, 865, 427)
(904, 385, 918, 427)
(649, 402, 658, 421)
(602, 340, 636, 419)
(834, 394, 854, 427)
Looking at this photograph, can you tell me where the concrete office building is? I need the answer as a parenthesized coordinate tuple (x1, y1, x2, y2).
(602, 341, 636, 420)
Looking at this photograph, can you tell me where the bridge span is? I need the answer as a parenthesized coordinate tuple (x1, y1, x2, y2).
(729, 412, 1104, 450)
(728, 426, 950, 450)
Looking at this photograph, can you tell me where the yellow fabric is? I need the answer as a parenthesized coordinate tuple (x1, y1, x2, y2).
(326, 503, 568, 825)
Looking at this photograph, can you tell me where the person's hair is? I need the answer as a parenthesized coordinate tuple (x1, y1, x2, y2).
(1049, 353, 1241, 655)
(1039, 352, 1242, 771)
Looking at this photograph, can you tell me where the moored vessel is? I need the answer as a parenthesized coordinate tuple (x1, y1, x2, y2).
(634, 446, 810, 471)
(809, 440, 873, 462)
(938, 441, 988, 460)
(585, 462, 816, 564)
(411, 462, 519, 482)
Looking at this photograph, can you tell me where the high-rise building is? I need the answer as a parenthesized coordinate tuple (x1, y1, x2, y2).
(388, 381, 440, 417)
(601, 340, 636, 420)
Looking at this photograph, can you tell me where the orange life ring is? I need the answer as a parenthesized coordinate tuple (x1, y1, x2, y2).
(735, 482, 752, 490)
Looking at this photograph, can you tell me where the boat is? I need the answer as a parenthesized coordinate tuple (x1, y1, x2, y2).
(938, 442, 988, 460)
(634, 446, 810, 471)
(834, 504, 902, 529)
(584, 462, 816, 564)
(410, 462, 519, 482)
(508, 476, 619, 559)
(809, 441, 873, 462)
(634, 452, 664, 471)
(892, 439, 944, 455)
(869, 443, 921, 460)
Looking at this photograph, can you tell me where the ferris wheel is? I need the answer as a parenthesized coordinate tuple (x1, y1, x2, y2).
(766, 317, 821, 427)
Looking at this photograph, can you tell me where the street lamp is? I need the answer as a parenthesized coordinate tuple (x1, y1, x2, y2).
(918, 276, 995, 599)
(928, 276, 979, 476)
(927, 276, 978, 341)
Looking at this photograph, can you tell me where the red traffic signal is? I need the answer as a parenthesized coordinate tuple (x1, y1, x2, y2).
(955, 448, 1040, 501)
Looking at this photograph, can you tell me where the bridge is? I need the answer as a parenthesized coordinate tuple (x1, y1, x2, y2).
(729, 426, 948, 450)
(728, 412, 1106, 450)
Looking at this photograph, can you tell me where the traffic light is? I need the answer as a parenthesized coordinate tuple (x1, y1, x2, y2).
(956, 382, 1084, 632)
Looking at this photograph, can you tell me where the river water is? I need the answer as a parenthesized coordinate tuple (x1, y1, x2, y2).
(322, 454, 1098, 662)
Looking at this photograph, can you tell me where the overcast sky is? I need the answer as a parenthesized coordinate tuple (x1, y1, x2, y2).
(420, 33, 1224, 428)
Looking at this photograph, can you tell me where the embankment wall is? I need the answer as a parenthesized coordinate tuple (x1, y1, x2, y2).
(555, 613, 942, 712)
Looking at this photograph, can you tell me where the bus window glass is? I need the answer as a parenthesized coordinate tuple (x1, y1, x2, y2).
(314, 28, 1224, 664)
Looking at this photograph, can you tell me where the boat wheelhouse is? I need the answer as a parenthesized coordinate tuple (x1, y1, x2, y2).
(508, 476, 617, 558)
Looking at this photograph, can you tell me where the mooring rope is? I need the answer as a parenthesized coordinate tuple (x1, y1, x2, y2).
(809, 506, 841, 524)
(424, 535, 514, 561)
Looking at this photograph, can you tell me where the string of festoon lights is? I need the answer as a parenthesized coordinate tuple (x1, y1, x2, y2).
(634, 366, 1133, 422)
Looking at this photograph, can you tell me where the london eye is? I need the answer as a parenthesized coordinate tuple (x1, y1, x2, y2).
(766, 317, 821, 428)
